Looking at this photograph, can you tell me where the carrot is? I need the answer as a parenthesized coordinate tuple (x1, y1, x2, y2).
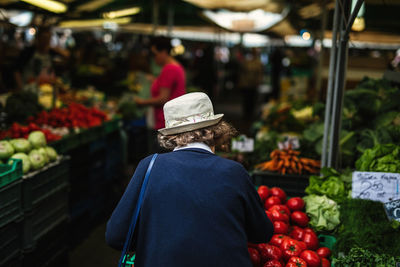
(277, 160, 284, 170)
(290, 161, 298, 173)
(281, 167, 286, 175)
(297, 162, 303, 174)
(284, 157, 290, 168)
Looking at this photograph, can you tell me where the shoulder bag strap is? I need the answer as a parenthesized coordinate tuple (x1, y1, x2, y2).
(118, 153, 158, 267)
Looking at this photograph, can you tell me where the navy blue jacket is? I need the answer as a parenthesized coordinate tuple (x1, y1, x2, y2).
(106, 148, 273, 267)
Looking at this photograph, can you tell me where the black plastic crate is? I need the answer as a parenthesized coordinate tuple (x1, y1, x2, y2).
(23, 218, 68, 267)
(0, 217, 23, 267)
(0, 179, 23, 228)
(23, 185, 69, 249)
(22, 157, 70, 211)
(49, 133, 80, 154)
(251, 171, 310, 197)
(1, 255, 23, 267)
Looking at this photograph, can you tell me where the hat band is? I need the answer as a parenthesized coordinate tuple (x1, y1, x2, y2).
(166, 112, 214, 128)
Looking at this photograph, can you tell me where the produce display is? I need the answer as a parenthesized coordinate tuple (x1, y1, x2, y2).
(0, 122, 62, 142)
(255, 149, 320, 175)
(332, 247, 400, 267)
(0, 131, 59, 174)
(333, 198, 400, 257)
(29, 102, 108, 129)
(248, 185, 332, 267)
(355, 143, 400, 173)
(305, 168, 351, 203)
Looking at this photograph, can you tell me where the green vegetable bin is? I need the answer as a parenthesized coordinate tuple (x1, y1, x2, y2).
(0, 158, 23, 189)
(319, 234, 337, 250)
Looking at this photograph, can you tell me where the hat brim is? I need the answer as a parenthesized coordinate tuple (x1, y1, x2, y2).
(158, 114, 224, 135)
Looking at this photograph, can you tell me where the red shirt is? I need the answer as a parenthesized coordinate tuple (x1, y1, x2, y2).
(151, 63, 186, 129)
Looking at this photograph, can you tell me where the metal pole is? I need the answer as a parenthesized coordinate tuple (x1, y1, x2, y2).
(167, 0, 174, 36)
(152, 0, 159, 35)
(321, 0, 341, 167)
(328, 0, 351, 168)
(315, 0, 328, 100)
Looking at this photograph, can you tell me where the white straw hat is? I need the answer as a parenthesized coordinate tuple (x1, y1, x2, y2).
(158, 92, 224, 135)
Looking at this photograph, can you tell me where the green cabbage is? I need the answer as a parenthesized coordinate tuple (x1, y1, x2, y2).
(28, 150, 46, 170)
(44, 146, 58, 162)
(0, 140, 15, 159)
(303, 194, 340, 232)
(28, 131, 47, 148)
(10, 153, 31, 174)
(10, 138, 32, 153)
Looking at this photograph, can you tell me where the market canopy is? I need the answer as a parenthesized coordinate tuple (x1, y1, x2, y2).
(1, 0, 400, 43)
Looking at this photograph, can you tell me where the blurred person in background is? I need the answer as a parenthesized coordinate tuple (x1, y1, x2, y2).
(14, 26, 69, 92)
(135, 36, 186, 153)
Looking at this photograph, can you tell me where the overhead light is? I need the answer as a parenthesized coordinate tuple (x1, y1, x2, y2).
(202, 8, 289, 32)
(352, 17, 365, 32)
(21, 0, 67, 13)
(302, 31, 311, 40)
(59, 17, 131, 28)
(103, 7, 141, 19)
(8, 10, 34, 27)
(75, 0, 114, 12)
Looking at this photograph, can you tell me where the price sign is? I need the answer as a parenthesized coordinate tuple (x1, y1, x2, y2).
(232, 135, 254, 153)
(278, 135, 300, 150)
(352, 171, 400, 203)
(384, 199, 400, 222)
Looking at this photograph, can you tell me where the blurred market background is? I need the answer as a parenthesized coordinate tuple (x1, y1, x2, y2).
(0, 0, 400, 266)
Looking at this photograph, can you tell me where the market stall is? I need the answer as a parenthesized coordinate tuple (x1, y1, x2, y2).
(1, 0, 400, 267)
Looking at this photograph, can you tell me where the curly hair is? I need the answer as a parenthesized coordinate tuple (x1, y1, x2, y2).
(158, 120, 238, 151)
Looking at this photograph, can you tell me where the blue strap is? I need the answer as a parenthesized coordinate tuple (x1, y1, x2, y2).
(118, 153, 158, 267)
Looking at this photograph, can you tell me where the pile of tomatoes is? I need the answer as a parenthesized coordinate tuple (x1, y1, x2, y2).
(248, 186, 331, 267)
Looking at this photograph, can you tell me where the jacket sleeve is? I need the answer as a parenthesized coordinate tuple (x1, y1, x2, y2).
(105, 156, 152, 250)
(241, 168, 274, 243)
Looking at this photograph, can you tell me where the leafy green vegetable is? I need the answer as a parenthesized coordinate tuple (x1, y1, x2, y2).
(355, 144, 400, 172)
(356, 128, 392, 153)
(332, 247, 400, 267)
(305, 167, 351, 203)
(334, 198, 400, 257)
(303, 194, 340, 232)
(5, 91, 42, 123)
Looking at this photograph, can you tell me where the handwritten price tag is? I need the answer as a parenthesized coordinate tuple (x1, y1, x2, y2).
(352, 171, 400, 203)
(232, 135, 254, 153)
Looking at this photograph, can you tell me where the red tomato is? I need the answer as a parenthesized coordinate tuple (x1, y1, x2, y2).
(269, 234, 289, 247)
(303, 227, 315, 234)
(302, 232, 319, 251)
(270, 209, 290, 223)
(290, 226, 305, 241)
(248, 247, 261, 267)
(280, 239, 303, 261)
(265, 210, 274, 222)
(265, 196, 282, 209)
(316, 247, 331, 258)
(297, 241, 307, 251)
(300, 250, 321, 267)
(291, 211, 309, 227)
(270, 187, 287, 203)
(321, 257, 330, 267)
(263, 259, 283, 267)
(273, 221, 289, 234)
(287, 256, 307, 266)
(286, 197, 305, 211)
(269, 205, 291, 216)
(258, 186, 270, 202)
(260, 244, 283, 262)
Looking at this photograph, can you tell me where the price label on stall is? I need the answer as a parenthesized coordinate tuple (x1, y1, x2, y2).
(231, 135, 254, 153)
(352, 171, 400, 203)
(384, 199, 400, 222)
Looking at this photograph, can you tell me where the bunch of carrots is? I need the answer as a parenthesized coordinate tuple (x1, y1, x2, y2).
(255, 148, 320, 175)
